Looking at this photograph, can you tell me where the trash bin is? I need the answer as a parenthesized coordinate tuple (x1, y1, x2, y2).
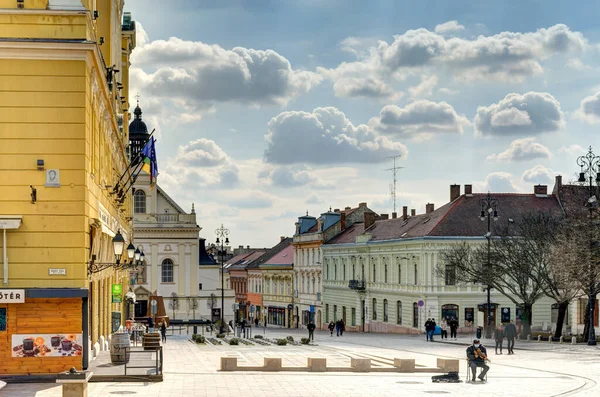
(193, 326, 198, 334)
(476, 327, 482, 339)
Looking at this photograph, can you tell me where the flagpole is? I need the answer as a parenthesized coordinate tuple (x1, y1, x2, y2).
(112, 129, 156, 197)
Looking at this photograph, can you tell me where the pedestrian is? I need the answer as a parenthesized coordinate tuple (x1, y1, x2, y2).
(147, 316, 154, 333)
(494, 324, 505, 354)
(466, 339, 490, 382)
(328, 321, 335, 336)
(254, 317, 259, 327)
(424, 318, 432, 341)
(160, 320, 167, 343)
(425, 318, 436, 342)
(264, 316, 267, 328)
(307, 321, 316, 341)
(340, 319, 345, 336)
(441, 318, 448, 340)
(241, 318, 247, 338)
(449, 317, 458, 340)
(504, 320, 517, 354)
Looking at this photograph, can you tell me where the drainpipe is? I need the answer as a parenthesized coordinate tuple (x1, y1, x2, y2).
(3, 229, 7, 285)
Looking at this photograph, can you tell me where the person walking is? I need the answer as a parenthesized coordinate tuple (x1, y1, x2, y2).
(504, 320, 517, 354)
(328, 321, 335, 336)
(335, 319, 341, 337)
(307, 321, 316, 341)
(449, 317, 458, 340)
(494, 324, 505, 354)
(160, 320, 167, 343)
(426, 318, 437, 342)
(147, 316, 154, 333)
(441, 318, 448, 340)
(340, 319, 345, 336)
(424, 318, 432, 341)
(241, 318, 247, 338)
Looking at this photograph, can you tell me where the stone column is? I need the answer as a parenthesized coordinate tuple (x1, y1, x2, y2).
(151, 243, 159, 292)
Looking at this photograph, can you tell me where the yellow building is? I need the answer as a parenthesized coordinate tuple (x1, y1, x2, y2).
(0, 0, 137, 375)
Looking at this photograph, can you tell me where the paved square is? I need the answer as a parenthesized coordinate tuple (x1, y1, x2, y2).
(1, 328, 598, 397)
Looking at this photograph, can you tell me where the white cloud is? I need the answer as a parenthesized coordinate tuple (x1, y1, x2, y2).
(305, 194, 321, 204)
(487, 137, 552, 162)
(438, 87, 459, 95)
(175, 138, 229, 167)
(477, 172, 520, 193)
(567, 58, 593, 70)
(332, 77, 399, 100)
(264, 107, 407, 164)
(559, 144, 584, 156)
(228, 191, 273, 209)
(408, 75, 439, 98)
(320, 24, 588, 98)
(131, 38, 322, 109)
(369, 100, 470, 137)
(576, 92, 600, 124)
(522, 165, 555, 184)
(474, 92, 564, 136)
(434, 20, 465, 34)
(135, 21, 150, 47)
(259, 166, 333, 188)
(339, 36, 379, 59)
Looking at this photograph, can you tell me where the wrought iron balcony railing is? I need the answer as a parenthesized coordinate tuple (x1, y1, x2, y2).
(348, 279, 366, 290)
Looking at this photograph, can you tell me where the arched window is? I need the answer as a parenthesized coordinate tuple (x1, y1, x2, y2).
(161, 259, 174, 283)
(397, 301, 402, 325)
(372, 298, 377, 320)
(414, 263, 418, 285)
(134, 190, 146, 213)
(383, 299, 389, 322)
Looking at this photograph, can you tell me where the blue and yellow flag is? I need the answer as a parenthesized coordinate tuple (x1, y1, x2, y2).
(140, 137, 158, 186)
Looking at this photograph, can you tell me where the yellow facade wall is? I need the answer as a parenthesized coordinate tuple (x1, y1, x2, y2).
(0, 13, 88, 40)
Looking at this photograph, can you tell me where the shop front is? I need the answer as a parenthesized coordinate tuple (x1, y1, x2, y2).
(267, 306, 286, 326)
(0, 288, 88, 375)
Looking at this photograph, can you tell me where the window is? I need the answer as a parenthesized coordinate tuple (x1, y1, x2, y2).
(312, 249, 315, 265)
(383, 299, 388, 322)
(0, 307, 6, 331)
(397, 301, 402, 325)
(384, 264, 388, 283)
(326, 264, 329, 280)
(413, 302, 419, 327)
(414, 264, 418, 285)
(326, 304, 329, 322)
(334, 264, 337, 281)
(134, 190, 146, 213)
(334, 305, 337, 320)
(441, 304, 459, 322)
(445, 264, 456, 285)
(361, 264, 365, 280)
(198, 283, 202, 290)
(302, 275, 305, 292)
(161, 259, 174, 283)
(351, 307, 356, 326)
(398, 264, 401, 284)
(352, 264, 356, 279)
(465, 307, 474, 327)
(343, 264, 346, 281)
(372, 263, 376, 282)
(372, 298, 377, 320)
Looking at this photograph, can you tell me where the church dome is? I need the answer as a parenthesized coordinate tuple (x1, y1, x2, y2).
(128, 104, 148, 134)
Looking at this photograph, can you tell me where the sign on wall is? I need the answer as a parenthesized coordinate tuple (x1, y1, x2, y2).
(12, 333, 83, 358)
(45, 169, 60, 187)
(112, 284, 122, 303)
(0, 289, 25, 303)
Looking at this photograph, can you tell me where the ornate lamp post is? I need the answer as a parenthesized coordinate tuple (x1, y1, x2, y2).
(215, 224, 230, 334)
(479, 192, 499, 339)
(87, 230, 143, 275)
(577, 146, 600, 346)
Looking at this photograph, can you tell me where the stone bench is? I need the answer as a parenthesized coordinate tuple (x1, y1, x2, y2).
(350, 358, 371, 372)
(264, 357, 282, 371)
(437, 358, 459, 372)
(393, 358, 415, 372)
(220, 357, 238, 371)
(308, 358, 327, 372)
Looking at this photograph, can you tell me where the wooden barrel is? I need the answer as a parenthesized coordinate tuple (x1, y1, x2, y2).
(143, 332, 161, 351)
(110, 332, 131, 364)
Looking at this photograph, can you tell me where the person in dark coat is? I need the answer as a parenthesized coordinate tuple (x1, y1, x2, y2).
(307, 321, 316, 341)
(339, 319, 345, 336)
(449, 317, 459, 340)
(504, 320, 518, 354)
(494, 324, 504, 354)
(328, 321, 335, 336)
(160, 320, 167, 343)
(466, 339, 489, 382)
(424, 318, 432, 341)
(335, 320, 341, 337)
(147, 316, 154, 332)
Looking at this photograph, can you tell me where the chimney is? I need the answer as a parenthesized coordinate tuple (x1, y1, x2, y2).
(411, 209, 416, 216)
(364, 212, 376, 229)
(392, 212, 397, 219)
(380, 214, 389, 220)
(340, 212, 346, 230)
(359, 202, 367, 208)
(450, 184, 461, 202)
(534, 184, 548, 196)
(345, 206, 351, 211)
(426, 203, 434, 214)
(334, 208, 340, 213)
(402, 206, 408, 221)
(239, 245, 243, 250)
(465, 184, 473, 196)
(280, 236, 286, 242)
(247, 245, 250, 249)
(554, 175, 562, 193)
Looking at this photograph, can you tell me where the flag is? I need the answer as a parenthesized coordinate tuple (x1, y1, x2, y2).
(140, 137, 158, 186)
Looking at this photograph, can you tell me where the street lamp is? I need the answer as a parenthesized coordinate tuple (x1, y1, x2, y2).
(577, 146, 600, 346)
(215, 224, 230, 334)
(479, 192, 499, 339)
(88, 230, 142, 275)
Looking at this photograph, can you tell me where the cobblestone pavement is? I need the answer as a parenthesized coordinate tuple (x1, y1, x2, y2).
(1, 328, 598, 397)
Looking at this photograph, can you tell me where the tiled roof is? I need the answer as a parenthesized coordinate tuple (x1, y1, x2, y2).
(225, 252, 254, 266)
(326, 193, 563, 244)
(263, 245, 294, 266)
(247, 238, 292, 268)
(306, 224, 319, 233)
(230, 251, 266, 269)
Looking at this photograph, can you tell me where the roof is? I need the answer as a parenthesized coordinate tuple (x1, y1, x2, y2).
(247, 238, 293, 269)
(327, 193, 562, 244)
(129, 104, 148, 135)
(157, 186, 186, 214)
(230, 251, 266, 270)
(198, 238, 217, 266)
(262, 245, 294, 266)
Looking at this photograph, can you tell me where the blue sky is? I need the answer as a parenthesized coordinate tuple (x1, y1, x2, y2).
(125, 0, 600, 247)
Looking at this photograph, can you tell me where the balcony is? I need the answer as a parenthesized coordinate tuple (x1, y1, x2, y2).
(135, 213, 197, 225)
(348, 280, 365, 290)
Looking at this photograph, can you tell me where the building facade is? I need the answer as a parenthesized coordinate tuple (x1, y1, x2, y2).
(0, 0, 136, 375)
(323, 184, 564, 336)
(262, 244, 294, 328)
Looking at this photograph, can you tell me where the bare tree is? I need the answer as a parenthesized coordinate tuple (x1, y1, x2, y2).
(187, 297, 199, 320)
(169, 292, 180, 320)
(206, 293, 217, 321)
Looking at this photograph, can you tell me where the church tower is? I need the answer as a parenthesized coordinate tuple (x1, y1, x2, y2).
(128, 101, 149, 160)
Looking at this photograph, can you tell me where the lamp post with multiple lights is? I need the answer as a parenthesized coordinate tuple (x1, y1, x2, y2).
(215, 224, 230, 334)
(479, 192, 499, 339)
(577, 146, 600, 346)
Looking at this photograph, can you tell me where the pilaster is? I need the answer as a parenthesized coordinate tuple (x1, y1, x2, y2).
(151, 243, 158, 292)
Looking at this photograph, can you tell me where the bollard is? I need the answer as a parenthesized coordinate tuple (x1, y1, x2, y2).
(527, 334, 531, 341)
(560, 336, 564, 343)
(548, 336, 552, 343)
(537, 335, 542, 342)
(572, 336, 577, 344)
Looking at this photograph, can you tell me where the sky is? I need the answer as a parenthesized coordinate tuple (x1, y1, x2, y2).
(124, 0, 600, 248)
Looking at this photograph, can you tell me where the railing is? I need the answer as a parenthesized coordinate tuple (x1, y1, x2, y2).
(124, 346, 163, 376)
(349, 280, 366, 290)
(154, 213, 196, 224)
(293, 232, 323, 243)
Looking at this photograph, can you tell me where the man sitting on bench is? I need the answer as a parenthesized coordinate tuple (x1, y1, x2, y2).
(466, 339, 489, 382)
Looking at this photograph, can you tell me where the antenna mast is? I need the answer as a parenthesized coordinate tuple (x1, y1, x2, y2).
(385, 155, 404, 213)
